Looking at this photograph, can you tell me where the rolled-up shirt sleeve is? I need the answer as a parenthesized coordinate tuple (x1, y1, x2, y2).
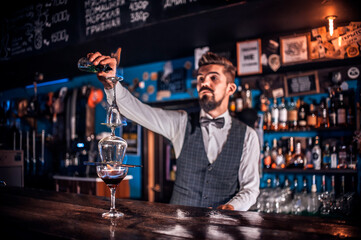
(227, 126, 260, 211)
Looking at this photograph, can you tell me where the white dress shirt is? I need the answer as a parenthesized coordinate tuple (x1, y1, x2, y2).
(105, 82, 260, 211)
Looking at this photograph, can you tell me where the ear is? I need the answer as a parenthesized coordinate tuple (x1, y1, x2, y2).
(227, 82, 237, 96)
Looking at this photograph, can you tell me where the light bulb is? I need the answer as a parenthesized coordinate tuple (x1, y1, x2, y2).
(326, 15, 337, 37)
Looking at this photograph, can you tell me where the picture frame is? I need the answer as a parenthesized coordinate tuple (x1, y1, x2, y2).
(280, 33, 311, 65)
(284, 71, 320, 97)
(236, 39, 262, 76)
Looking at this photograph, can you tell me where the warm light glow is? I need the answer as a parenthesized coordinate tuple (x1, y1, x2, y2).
(326, 15, 337, 37)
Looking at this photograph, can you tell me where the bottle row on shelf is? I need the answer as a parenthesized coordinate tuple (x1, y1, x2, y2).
(262, 88, 355, 132)
(255, 174, 356, 217)
(263, 136, 358, 170)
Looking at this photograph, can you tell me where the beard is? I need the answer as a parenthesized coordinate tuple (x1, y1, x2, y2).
(199, 93, 222, 112)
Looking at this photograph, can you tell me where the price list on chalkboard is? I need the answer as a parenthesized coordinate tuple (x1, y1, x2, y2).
(2, 0, 78, 59)
(1, 0, 242, 59)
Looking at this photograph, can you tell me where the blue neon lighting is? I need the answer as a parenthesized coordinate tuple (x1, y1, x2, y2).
(26, 78, 69, 88)
(77, 143, 85, 148)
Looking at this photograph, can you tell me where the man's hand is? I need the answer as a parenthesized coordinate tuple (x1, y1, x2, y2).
(217, 204, 234, 211)
(87, 52, 118, 89)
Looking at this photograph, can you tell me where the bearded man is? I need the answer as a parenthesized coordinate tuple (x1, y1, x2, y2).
(88, 51, 260, 211)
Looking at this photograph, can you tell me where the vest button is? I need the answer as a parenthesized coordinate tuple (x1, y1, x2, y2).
(208, 166, 212, 171)
(203, 196, 208, 199)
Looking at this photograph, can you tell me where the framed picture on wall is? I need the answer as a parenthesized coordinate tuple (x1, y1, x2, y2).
(280, 33, 311, 65)
(284, 71, 320, 97)
(236, 39, 262, 76)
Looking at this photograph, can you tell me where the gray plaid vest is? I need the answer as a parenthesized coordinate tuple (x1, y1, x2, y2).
(170, 112, 246, 208)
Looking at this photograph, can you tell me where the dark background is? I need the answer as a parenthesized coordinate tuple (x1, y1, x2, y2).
(0, 0, 360, 91)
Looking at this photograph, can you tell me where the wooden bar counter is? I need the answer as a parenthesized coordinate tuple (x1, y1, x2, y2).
(1, 187, 360, 240)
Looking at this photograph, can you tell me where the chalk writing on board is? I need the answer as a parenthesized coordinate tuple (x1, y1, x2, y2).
(4, 0, 73, 58)
(163, 0, 197, 9)
(129, 0, 150, 23)
(84, 0, 125, 36)
(290, 76, 311, 93)
(284, 71, 319, 97)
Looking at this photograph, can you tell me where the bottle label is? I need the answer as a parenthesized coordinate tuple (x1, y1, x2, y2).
(337, 109, 346, 124)
(329, 112, 337, 125)
(312, 151, 321, 169)
(288, 110, 298, 121)
(271, 109, 279, 123)
(307, 116, 317, 126)
(331, 154, 337, 168)
(279, 109, 287, 122)
(236, 98, 243, 112)
(299, 120, 307, 127)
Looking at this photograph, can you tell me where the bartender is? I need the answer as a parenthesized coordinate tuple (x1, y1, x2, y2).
(88, 51, 260, 211)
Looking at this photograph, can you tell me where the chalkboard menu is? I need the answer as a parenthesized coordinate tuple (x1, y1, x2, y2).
(1, 0, 79, 59)
(1, 0, 242, 60)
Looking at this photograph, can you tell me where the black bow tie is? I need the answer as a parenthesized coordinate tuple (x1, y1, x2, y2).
(200, 117, 225, 129)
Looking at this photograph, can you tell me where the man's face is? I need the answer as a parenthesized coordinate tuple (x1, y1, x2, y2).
(196, 64, 231, 112)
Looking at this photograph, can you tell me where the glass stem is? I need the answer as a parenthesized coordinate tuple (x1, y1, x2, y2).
(110, 187, 117, 212)
(112, 81, 117, 106)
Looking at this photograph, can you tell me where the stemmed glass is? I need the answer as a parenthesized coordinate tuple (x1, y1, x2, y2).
(97, 78, 128, 218)
(78, 55, 139, 218)
(103, 77, 127, 128)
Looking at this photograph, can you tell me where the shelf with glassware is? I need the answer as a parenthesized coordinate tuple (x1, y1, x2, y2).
(230, 75, 360, 218)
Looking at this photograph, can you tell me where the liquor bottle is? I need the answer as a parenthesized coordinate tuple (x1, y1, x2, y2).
(337, 142, 348, 169)
(234, 85, 244, 113)
(318, 98, 329, 128)
(312, 136, 322, 170)
(330, 145, 338, 169)
(329, 97, 337, 127)
(275, 148, 285, 169)
(243, 83, 252, 109)
(289, 141, 304, 168)
(321, 175, 327, 193)
(307, 102, 317, 129)
(287, 97, 298, 129)
(322, 143, 331, 169)
(78, 57, 112, 73)
(278, 97, 288, 130)
(271, 138, 278, 163)
(263, 105, 272, 131)
(330, 175, 336, 200)
(346, 105, 355, 127)
(259, 93, 269, 112)
(337, 93, 347, 126)
(263, 141, 272, 169)
(298, 100, 308, 130)
(229, 94, 236, 116)
(293, 177, 299, 195)
(307, 175, 320, 214)
(340, 175, 345, 196)
(285, 137, 294, 167)
(271, 98, 279, 131)
(304, 137, 313, 168)
(347, 144, 357, 169)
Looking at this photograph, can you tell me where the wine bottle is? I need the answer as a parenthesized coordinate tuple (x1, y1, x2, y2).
(271, 98, 279, 131)
(278, 97, 288, 130)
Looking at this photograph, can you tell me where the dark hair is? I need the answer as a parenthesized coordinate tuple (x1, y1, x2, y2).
(198, 52, 236, 83)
